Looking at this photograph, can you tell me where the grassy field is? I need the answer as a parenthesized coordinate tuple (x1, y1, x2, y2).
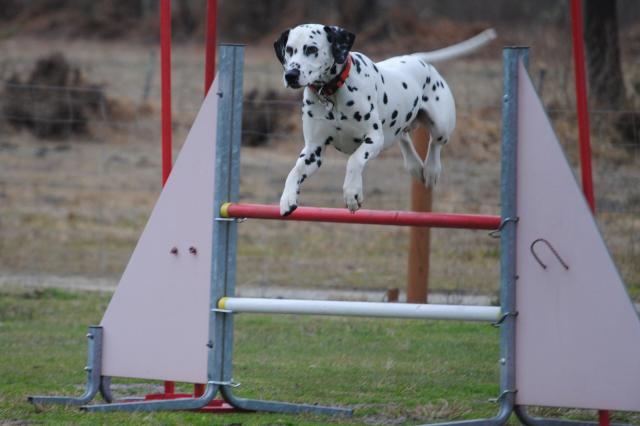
(1, 285, 639, 425)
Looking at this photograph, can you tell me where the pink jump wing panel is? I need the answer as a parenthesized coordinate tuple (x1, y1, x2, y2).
(100, 78, 220, 383)
(515, 62, 640, 411)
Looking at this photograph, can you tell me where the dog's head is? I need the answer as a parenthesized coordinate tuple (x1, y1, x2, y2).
(274, 24, 355, 89)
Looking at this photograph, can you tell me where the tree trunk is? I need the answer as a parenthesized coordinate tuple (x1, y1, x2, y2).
(583, 0, 626, 109)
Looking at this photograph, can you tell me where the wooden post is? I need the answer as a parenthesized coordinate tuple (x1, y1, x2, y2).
(407, 127, 432, 303)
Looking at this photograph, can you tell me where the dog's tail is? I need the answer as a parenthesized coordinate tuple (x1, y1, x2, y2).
(412, 28, 497, 63)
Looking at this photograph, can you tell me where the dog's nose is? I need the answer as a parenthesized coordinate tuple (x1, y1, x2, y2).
(285, 68, 300, 85)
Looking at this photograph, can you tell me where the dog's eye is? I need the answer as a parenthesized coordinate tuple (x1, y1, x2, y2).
(286, 46, 293, 56)
(304, 46, 318, 56)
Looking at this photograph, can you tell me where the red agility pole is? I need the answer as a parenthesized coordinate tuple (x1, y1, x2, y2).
(221, 203, 501, 230)
(570, 0, 596, 214)
(159, 0, 174, 396)
(204, 0, 217, 96)
(571, 2, 606, 424)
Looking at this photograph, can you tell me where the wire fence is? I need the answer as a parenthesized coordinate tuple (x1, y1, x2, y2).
(0, 41, 638, 300)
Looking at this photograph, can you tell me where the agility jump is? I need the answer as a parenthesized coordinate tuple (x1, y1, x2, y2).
(29, 46, 640, 425)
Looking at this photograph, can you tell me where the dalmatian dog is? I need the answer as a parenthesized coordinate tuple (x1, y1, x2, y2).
(275, 23, 456, 215)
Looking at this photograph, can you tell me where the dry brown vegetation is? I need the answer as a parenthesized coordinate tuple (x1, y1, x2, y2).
(0, 2, 638, 301)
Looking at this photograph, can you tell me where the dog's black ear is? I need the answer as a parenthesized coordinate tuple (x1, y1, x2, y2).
(324, 25, 355, 64)
(274, 29, 290, 65)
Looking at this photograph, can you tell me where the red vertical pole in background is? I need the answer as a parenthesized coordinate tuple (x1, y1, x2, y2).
(160, 0, 175, 396)
(570, 0, 596, 214)
(194, 0, 217, 400)
(161, 0, 173, 187)
(204, 0, 217, 96)
(571, 1, 606, 425)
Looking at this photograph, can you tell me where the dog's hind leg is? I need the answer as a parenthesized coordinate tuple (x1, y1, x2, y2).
(398, 132, 425, 184)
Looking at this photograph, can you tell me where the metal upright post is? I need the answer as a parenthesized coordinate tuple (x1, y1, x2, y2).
(420, 47, 527, 426)
(213, 44, 351, 416)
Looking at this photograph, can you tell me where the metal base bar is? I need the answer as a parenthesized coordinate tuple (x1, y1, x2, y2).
(220, 385, 353, 417)
(28, 326, 103, 406)
(219, 297, 500, 322)
(515, 406, 632, 426)
(82, 382, 218, 412)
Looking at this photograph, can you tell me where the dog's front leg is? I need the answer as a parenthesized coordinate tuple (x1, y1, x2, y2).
(279, 143, 324, 216)
(343, 133, 383, 212)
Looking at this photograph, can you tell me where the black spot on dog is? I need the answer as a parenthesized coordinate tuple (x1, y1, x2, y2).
(390, 119, 396, 127)
(436, 96, 440, 101)
(367, 95, 371, 101)
(413, 97, 419, 107)
(400, 60, 406, 64)
(340, 113, 348, 120)
(307, 110, 313, 118)
(317, 160, 322, 167)
(364, 113, 370, 120)
(419, 60, 426, 67)
(300, 174, 307, 184)
(305, 99, 314, 105)
(422, 95, 429, 102)
(364, 151, 369, 159)
(299, 153, 305, 158)
(353, 137, 362, 143)
(402, 82, 408, 89)
(391, 110, 398, 119)
(437, 136, 443, 141)
(373, 123, 379, 130)
(381, 119, 386, 125)
(369, 103, 374, 112)
(395, 128, 401, 135)
(353, 111, 362, 121)
(315, 146, 322, 156)
(405, 112, 412, 122)
(432, 84, 437, 91)
(381, 74, 385, 84)
(372, 64, 379, 73)
(330, 64, 337, 74)
(364, 137, 374, 144)
(426, 76, 431, 84)
(326, 111, 334, 120)
(325, 136, 333, 145)
(347, 85, 358, 92)
(336, 126, 342, 131)
(383, 93, 388, 104)
(346, 100, 355, 107)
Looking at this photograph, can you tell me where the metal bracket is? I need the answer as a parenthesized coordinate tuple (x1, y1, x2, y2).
(491, 311, 518, 328)
(489, 388, 517, 403)
(489, 216, 519, 238)
(211, 308, 233, 314)
(215, 217, 246, 223)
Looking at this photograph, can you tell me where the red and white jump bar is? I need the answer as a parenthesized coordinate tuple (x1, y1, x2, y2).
(220, 203, 501, 230)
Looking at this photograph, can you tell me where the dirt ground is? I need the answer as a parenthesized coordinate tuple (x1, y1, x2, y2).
(0, 32, 638, 300)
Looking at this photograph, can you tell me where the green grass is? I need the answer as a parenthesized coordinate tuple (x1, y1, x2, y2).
(1, 287, 638, 425)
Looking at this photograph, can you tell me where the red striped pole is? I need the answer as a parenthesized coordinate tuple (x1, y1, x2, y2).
(221, 203, 501, 230)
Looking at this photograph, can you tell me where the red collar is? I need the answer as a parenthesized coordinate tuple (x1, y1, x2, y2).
(310, 54, 352, 97)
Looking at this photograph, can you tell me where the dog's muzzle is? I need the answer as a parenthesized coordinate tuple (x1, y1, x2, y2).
(284, 69, 301, 88)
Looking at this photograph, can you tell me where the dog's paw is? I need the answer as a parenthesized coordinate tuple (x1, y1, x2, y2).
(405, 160, 425, 184)
(280, 191, 298, 216)
(423, 162, 441, 188)
(343, 185, 363, 213)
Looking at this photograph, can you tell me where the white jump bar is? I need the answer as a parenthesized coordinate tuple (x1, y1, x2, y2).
(218, 297, 501, 322)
